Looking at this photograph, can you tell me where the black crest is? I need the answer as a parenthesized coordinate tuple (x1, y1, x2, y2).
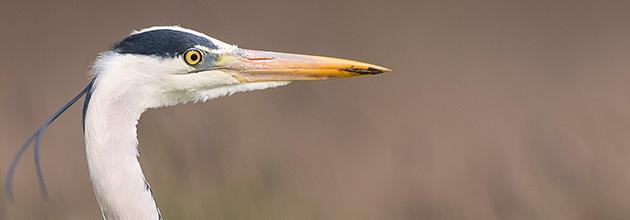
(112, 29, 218, 57)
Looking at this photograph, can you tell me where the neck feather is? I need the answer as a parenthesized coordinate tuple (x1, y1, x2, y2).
(84, 73, 161, 220)
(82, 52, 290, 219)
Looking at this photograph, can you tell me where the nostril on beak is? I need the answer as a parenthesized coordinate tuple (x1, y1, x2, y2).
(246, 57, 273, 61)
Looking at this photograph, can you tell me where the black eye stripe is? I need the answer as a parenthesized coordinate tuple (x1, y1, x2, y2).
(112, 29, 218, 57)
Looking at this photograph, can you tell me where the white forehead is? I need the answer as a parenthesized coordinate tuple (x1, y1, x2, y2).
(132, 25, 236, 50)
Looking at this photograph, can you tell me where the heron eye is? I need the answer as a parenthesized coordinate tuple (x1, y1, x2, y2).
(183, 49, 203, 66)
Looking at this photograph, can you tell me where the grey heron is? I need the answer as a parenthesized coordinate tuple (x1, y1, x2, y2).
(5, 26, 389, 219)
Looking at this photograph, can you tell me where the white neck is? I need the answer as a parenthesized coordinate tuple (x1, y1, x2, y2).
(82, 52, 290, 219)
(84, 75, 161, 220)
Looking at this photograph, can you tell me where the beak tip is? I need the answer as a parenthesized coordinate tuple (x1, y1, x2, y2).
(342, 66, 391, 75)
(370, 66, 391, 74)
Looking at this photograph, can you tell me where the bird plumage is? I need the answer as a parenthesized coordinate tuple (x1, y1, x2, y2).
(5, 25, 388, 220)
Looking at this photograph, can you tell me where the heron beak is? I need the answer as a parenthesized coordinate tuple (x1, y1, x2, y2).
(215, 48, 390, 82)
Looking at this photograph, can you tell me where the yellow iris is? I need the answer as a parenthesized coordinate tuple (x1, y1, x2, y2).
(184, 49, 202, 66)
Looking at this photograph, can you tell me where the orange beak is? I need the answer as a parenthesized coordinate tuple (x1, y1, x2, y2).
(215, 48, 390, 82)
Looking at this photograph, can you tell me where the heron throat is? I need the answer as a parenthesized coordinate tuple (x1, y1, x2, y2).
(84, 73, 162, 220)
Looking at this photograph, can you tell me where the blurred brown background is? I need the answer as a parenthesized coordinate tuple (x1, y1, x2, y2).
(2, 0, 630, 219)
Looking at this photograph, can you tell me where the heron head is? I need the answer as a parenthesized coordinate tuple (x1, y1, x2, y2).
(92, 26, 389, 108)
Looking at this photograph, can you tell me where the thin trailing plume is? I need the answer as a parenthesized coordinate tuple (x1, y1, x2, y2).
(4, 79, 95, 203)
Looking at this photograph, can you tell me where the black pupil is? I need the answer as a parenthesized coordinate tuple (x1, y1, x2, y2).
(190, 53, 199, 61)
